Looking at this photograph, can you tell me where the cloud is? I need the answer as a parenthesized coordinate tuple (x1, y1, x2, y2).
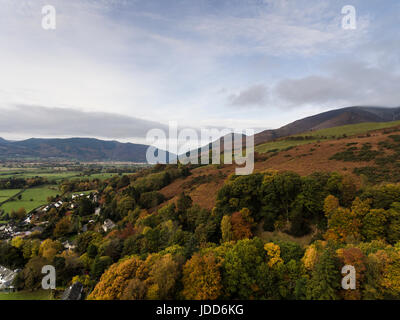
(188, 0, 370, 57)
(228, 85, 269, 107)
(0, 105, 168, 140)
(275, 60, 400, 108)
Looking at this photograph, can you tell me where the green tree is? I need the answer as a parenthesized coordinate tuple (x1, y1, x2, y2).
(223, 238, 265, 299)
(306, 246, 340, 300)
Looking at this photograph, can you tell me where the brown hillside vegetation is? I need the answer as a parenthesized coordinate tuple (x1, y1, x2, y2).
(159, 124, 400, 210)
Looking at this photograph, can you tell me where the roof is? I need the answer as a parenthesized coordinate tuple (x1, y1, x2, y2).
(61, 282, 84, 300)
(0, 266, 18, 290)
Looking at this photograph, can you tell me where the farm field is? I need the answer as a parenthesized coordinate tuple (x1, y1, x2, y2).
(0, 189, 22, 201)
(0, 171, 81, 181)
(0, 290, 53, 300)
(80, 172, 132, 180)
(0, 185, 59, 214)
(0, 170, 132, 181)
(255, 120, 400, 153)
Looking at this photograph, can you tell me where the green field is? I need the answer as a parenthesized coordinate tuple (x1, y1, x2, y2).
(0, 290, 53, 300)
(0, 189, 22, 201)
(0, 171, 81, 181)
(80, 172, 131, 180)
(255, 120, 400, 154)
(0, 171, 130, 181)
(0, 185, 59, 213)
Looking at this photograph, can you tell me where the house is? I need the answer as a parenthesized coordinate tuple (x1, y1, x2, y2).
(0, 266, 19, 292)
(61, 282, 84, 300)
(63, 241, 76, 251)
(102, 219, 116, 232)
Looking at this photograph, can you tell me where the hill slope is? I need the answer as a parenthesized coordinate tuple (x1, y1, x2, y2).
(160, 120, 400, 210)
(254, 106, 400, 145)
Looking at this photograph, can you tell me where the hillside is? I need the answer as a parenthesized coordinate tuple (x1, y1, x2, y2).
(0, 137, 171, 162)
(160, 120, 400, 210)
(254, 106, 400, 145)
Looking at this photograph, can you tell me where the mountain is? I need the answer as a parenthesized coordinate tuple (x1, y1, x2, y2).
(0, 137, 172, 162)
(254, 106, 400, 145)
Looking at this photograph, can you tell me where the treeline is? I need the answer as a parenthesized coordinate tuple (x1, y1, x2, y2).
(0, 177, 48, 189)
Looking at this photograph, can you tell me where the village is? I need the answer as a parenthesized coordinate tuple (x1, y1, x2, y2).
(0, 190, 117, 296)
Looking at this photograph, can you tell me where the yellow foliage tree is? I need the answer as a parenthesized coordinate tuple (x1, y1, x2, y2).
(264, 243, 283, 268)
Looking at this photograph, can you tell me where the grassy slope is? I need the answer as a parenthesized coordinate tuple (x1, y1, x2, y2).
(255, 120, 400, 153)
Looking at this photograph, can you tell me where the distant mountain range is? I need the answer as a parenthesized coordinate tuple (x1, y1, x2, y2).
(0, 137, 171, 162)
(1, 106, 400, 162)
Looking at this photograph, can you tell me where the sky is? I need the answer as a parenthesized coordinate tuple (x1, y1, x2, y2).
(0, 0, 399, 147)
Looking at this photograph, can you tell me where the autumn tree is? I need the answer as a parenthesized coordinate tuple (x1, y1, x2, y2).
(39, 239, 63, 261)
(146, 253, 180, 299)
(53, 216, 73, 238)
(88, 256, 143, 300)
(221, 215, 233, 243)
(231, 208, 254, 241)
(182, 253, 222, 300)
(337, 247, 366, 300)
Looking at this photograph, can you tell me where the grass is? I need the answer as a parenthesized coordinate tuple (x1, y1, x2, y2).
(0, 171, 81, 181)
(257, 229, 314, 247)
(255, 120, 400, 154)
(0, 290, 53, 300)
(0, 189, 22, 201)
(78, 172, 130, 180)
(0, 185, 60, 213)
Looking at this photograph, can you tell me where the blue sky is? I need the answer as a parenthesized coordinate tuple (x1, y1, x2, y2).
(0, 0, 399, 144)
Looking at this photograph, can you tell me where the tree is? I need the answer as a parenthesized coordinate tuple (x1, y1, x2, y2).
(324, 196, 363, 242)
(10, 207, 26, 221)
(88, 256, 143, 300)
(76, 231, 102, 255)
(221, 215, 233, 243)
(223, 238, 265, 299)
(91, 256, 113, 281)
(362, 209, 388, 241)
(78, 197, 95, 216)
(39, 239, 63, 261)
(53, 216, 72, 238)
(87, 244, 98, 259)
(182, 253, 222, 300)
(0, 241, 24, 269)
(146, 254, 180, 299)
(306, 246, 340, 300)
(231, 208, 253, 240)
(264, 243, 283, 268)
(337, 247, 366, 300)
(21, 256, 49, 291)
(11, 236, 24, 249)
(388, 206, 400, 244)
(139, 191, 165, 209)
(262, 172, 302, 224)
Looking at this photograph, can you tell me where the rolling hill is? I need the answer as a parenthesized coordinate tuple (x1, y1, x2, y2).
(0, 137, 172, 162)
(254, 106, 400, 145)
